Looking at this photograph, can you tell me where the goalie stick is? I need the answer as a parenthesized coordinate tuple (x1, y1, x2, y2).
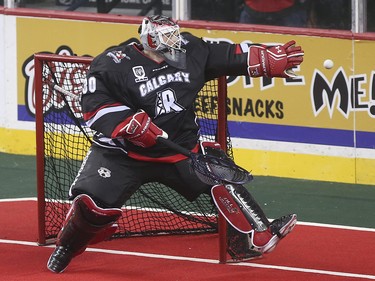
(44, 63, 93, 144)
(50, 82, 252, 185)
(49, 82, 80, 101)
(50, 83, 254, 234)
(44, 59, 83, 101)
(156, 137, 253, 185)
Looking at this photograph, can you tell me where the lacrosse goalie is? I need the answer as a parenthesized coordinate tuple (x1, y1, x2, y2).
(47, 15, 303, 273)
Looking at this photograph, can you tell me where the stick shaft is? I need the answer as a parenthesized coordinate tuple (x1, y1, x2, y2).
(52, 83, 80, 100)
(156, 137, 191, 156)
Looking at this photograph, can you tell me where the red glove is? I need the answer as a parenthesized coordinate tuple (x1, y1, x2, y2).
(248, 40, 304, 78)
(113, 110, 168, 148)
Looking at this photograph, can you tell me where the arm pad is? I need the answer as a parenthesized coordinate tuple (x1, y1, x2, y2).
(113, 110, 168, 148)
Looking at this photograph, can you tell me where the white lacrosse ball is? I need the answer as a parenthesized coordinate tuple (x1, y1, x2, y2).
(323, 59, 334, 69)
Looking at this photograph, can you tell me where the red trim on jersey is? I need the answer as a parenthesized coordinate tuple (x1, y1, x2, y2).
(234, 44, 243, 55)
(111, 115, 133, 138)
(83, 102, 124, 121)
(127, 144, 200, 163)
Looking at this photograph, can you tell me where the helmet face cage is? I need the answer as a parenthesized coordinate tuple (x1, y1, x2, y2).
(140, 15, 183, 52)
(156, 25, 182, 51)
(139, 15, 186, 69)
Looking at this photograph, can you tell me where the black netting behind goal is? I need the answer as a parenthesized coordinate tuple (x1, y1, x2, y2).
(34, 53, 246, 262)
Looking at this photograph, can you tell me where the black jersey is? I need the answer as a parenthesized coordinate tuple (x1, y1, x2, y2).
(82, 33, 250, 162)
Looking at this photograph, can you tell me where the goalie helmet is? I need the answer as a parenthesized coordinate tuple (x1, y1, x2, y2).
(138, 15, 186, 69)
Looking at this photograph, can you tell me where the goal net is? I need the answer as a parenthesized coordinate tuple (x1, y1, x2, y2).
(34, 53, 251, 263)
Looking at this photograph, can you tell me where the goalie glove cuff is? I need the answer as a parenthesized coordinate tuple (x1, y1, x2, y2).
(248, 40, 304, 78)
(113, 110, 168, 148)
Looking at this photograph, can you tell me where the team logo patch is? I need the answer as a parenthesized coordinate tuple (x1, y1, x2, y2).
(98, 167, 111, 178)
(133, 66, 148, 83)
(155, 89, 184, 116)
(106, 51, 129, 63)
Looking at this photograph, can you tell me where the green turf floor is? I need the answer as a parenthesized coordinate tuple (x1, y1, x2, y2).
(1, 152, 374, 229)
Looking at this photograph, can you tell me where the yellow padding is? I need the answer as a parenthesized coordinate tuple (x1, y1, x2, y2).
(232, 148, 369, 185)
(0, 128, 90, 160)
(0, 128, 36, 155)
(1, 128, 374, 185)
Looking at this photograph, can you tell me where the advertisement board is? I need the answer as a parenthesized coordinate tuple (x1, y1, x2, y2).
(2, 14, 375, 184)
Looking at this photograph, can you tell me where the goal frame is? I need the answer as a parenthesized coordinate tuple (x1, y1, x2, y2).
(34, 53, 229, 262)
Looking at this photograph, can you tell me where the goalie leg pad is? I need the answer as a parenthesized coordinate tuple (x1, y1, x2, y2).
(211, 184, 253, 233)
(47, 194, 122, 273)
(89, 223, 119, 245)
(211, 184, 271, 233)
(225, 185, 298, 254)
(57, 194, 122, 251)
(225, 184, 270, 232)
(212, 184, 297, 255)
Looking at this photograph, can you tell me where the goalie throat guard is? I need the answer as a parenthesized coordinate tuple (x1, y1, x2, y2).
(139, 15, 186, 69)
